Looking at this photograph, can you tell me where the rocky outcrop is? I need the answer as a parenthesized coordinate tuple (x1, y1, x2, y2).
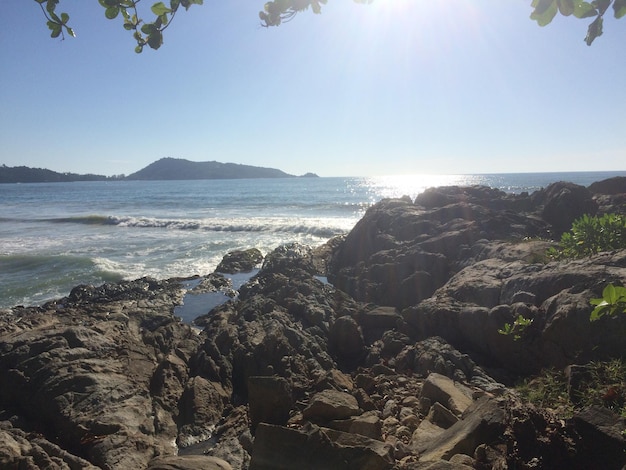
(0, 278, 199, 469)
(1, 178, 626, 469)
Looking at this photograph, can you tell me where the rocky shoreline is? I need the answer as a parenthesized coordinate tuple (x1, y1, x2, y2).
(1, 178, 625, 469)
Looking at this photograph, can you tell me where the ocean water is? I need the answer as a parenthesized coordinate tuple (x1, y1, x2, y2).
(1, 171, 623, 309)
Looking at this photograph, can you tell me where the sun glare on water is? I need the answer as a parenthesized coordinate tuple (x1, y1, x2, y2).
(364, 174, 484, 200)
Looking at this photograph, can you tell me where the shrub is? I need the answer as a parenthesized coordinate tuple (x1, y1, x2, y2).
(548, 213, 626, 260)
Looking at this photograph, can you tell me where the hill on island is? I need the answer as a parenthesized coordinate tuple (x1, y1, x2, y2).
(126, 158, 311, 180)
(0, 159, 318, 183)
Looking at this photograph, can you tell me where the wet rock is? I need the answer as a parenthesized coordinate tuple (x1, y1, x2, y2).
(216, 249, 263, 274)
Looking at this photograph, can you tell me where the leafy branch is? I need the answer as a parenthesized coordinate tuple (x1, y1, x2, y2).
(35, 0, 75, 40)
(33, 0, 203, 52)
(531, 0, 626, 45)
(259, 0, 371, 27)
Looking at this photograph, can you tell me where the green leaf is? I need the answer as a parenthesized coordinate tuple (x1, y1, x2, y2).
(65, 26, 76, 38)
(531, 0, 559, 26)
(558, 0, 576, 15)
(135, 45, 144, 54)
(60, 12, 69, 24)
(151, 2, 172, 16)
(614, 0, 626, 18)
(105, 6, 120, 19)
(147, 30, 164, 49)
(604, 283, 618, 304)
(48, 22, 62, 38)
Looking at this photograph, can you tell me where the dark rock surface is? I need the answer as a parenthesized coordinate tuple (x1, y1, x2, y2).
(1, 179, 626, 469)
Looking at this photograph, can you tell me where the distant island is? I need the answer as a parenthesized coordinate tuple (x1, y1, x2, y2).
(0, 158, 318, 183)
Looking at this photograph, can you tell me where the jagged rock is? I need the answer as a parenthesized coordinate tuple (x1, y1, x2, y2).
(0, 423, 98, 469)
(216, 249, 263, 274)
(302, 389, 361, 422)
(402, 251, 626, 374)
(391, 337, 502, 392)
(0, 278, 201, 469)
(328, 191, 550, 309)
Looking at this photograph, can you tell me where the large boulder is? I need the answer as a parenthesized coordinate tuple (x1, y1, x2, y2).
(535, 182, 598, 236)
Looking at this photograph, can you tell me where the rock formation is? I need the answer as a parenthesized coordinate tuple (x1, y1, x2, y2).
(1, 179, 625, 469)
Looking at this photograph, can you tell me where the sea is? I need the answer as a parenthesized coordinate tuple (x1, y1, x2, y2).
(1, 171, 624, 310)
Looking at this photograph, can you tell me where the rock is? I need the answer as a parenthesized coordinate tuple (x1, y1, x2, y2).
(568, 406, 626, 469)
(588, 176, 626, 195)
(329, 411, 383, 440)
(420, 373, 474, 417)
(216, 249, 263, 274)
(0, 278, 201, 469)
(537, 182, 598, 236)
(302, 389, 360, 422)
(177, 376, 230, 448)
(260, 242, 317, 276)
(0, 423, 98, 469)
(249, 423, 394, 470)
(329, 192, 549, 310)
(357, 306, 403, 344)
(414, 397, 507, 462)
(426, 402, 460, 429)
(330, 315, 365, 368)
(147, 455, 232, 470)
(247, 376, 293, 431)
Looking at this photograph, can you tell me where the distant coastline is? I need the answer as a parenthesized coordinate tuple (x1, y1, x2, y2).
(0, 158, 318, 184)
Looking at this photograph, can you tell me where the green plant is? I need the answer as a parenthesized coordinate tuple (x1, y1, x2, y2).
(516, 359, 626, 419)
(548, 213, 626, 260)
(590, 284, 626, 321)
(498, 314, 533, 341)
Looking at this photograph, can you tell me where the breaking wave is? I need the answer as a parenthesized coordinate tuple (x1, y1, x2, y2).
(42, 215, 351, 238)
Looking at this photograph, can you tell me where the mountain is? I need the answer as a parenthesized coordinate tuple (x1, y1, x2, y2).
(0, 165, 111, 184)
(126, 158, 298, 181)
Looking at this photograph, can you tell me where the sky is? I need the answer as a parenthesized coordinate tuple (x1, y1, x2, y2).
(1, 1, 625, 178)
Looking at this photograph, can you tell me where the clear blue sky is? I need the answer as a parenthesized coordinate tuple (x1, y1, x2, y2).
(1, 1, 625, 177)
